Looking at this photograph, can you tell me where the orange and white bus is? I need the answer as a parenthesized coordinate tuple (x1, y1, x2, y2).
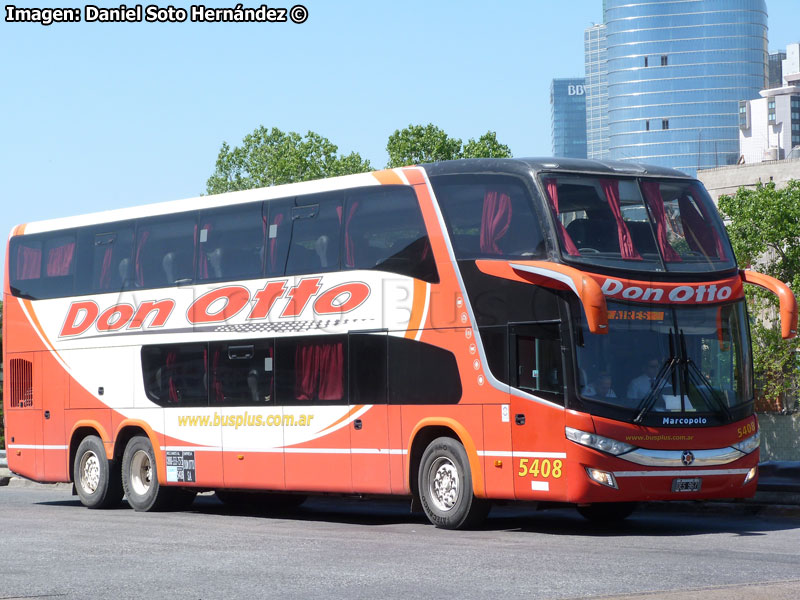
(3, 158, 796, 528)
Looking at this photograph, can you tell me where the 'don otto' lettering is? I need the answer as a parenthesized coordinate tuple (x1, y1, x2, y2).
(599, 278, 733, 304)
(58, 279, 372, 337)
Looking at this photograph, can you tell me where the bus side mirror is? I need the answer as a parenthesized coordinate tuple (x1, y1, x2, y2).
(474, 260, 609, 335)
(740, 270, 798, 339)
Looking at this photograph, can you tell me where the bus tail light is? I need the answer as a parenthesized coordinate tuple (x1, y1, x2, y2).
(585, 467, 618, 489)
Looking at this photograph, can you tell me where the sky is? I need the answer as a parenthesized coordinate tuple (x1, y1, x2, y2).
(1, 0, 798, 282)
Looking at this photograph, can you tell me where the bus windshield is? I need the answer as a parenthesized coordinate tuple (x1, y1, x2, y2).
(575, 300, 753, 421)
(541, 175, 737, 274)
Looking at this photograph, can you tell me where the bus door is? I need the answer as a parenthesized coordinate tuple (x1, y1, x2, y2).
(348, 331, 391, 494)
(5, 352, 43, 480)
(40, 351, 68, 481)
(215, 340, 285, 491)
(280, 334, 353, 493)
(508, 322, 568, 501)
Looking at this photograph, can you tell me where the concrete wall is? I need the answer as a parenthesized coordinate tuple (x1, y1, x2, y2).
(758, 413, 800, 461)
(697, 159, 800, 203)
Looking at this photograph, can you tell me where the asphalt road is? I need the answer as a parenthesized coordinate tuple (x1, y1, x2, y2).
(1, 485, 799, 600)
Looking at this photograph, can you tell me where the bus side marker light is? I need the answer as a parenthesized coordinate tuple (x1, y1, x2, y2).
(585, 467, 618, 489)
(237, 455, 244, 461)
(494, 460, 503, 468)
(743, 467, 757, 486)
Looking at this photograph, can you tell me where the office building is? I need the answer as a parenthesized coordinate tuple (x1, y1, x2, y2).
(604, 0, 768, 175)
(769, 51, 786, 89)
(585, 23, 609, 159)
(551, 77, 587, 158)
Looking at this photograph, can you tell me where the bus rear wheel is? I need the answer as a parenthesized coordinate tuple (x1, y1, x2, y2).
(74, 435, 123, 509)
(122, 435, 172, 512)
(418, 436, 488, 530)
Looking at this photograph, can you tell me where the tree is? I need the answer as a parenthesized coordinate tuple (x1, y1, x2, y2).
(385, 123, 512, 168)
(717, 180, 800, 410)
(462, 131, 512, 159)
(206, 127, 372, 194)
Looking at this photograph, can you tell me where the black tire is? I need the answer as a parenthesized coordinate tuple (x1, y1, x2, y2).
(121, 435, 171, 512)
(418, 436, 489, 529)
(215, 491, 306, 512)
(73, 435, 123, 509)
(577, 502, 637, 523)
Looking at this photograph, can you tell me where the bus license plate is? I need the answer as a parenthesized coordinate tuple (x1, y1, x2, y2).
(672, 478, 702, 492)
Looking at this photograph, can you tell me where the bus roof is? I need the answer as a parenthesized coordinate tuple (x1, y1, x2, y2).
(12, 158, 693, 237)
(421, 157, 694, 180)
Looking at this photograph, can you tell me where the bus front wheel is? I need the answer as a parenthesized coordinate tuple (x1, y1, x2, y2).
(122, 435, 170, 511)
(74, 435, 123, 509)
(418, 437, 488, 529)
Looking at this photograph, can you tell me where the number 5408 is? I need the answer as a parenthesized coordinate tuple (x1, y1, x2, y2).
(518, 458, 562, 478)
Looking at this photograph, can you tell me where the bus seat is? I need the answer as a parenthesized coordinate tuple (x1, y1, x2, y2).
(206, 247, 224, 279)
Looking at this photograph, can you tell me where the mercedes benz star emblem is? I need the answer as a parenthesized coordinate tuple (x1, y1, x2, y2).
(681, 450, 695, 466)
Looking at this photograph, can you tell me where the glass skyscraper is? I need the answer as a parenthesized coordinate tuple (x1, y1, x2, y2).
(585, 24, 609, 159)
(605, 0, 768, 175)
(551, 77, 587, 159)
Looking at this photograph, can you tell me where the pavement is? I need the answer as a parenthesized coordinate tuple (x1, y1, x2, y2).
(2, 450, 799, 515)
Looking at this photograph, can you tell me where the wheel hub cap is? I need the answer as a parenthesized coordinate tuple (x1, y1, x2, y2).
(430, 457, 459, 512)
(80, 452, 100, 494)
(130, 449, 152, 497)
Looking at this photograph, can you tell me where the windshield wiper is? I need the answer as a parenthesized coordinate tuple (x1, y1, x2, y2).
(680, 331, 732, 421)
(634, 330, 677, 424)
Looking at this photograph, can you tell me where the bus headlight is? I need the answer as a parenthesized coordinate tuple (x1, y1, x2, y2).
(585, 467, 618, 489)
(731, 430, 760, 455)
(565, 427, 636, 456)
(743, 467, 757, 486)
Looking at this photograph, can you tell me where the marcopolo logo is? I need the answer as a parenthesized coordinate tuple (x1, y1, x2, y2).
(599, 278, 733, 304)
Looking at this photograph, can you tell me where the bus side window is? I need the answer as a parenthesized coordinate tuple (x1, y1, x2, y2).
(285, 191, 343, 276)
(208, 341, 274, 405)
(343, 186, 438, 283)
(265, 199, 293, 277)
(510, 323, 563, 399)
(275, 335, 347, 405)
(141, 344, 208, 407)
(91, 227, 134, 293)
(387, 337, 462, 405)
(10, 232, 78, 299)
(133, 214, 197, 289)
(197, 203, 265, 282)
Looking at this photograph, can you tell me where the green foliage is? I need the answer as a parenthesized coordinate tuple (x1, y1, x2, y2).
(385, 124, 512, 168)
(206, 127, 372, 194)
(718, 180, 800, 410)
(462, 131, 513, 159)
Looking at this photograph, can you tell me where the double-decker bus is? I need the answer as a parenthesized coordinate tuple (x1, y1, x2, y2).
(4, 158, 796, 528)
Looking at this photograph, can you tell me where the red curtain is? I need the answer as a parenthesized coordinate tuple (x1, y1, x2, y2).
(479, 191, 512, 254)
(599, 179, 641, 260)
(16, 245, 42, 280)
(166, 351, 178, 403)
(134, 230, 150, 287)
(543, 178, 580, 256)
(679, 185, 728, 260)
(98, 246, 114, 289)
(46, 242, 75, 276)
(295, 340, 344, 402)
(341, 201, 360, 267)
(640, 181, 681, 262)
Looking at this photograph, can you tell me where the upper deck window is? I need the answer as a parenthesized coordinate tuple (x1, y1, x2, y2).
(542, 176, 736, 274)
(432, 175, 547, 261)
